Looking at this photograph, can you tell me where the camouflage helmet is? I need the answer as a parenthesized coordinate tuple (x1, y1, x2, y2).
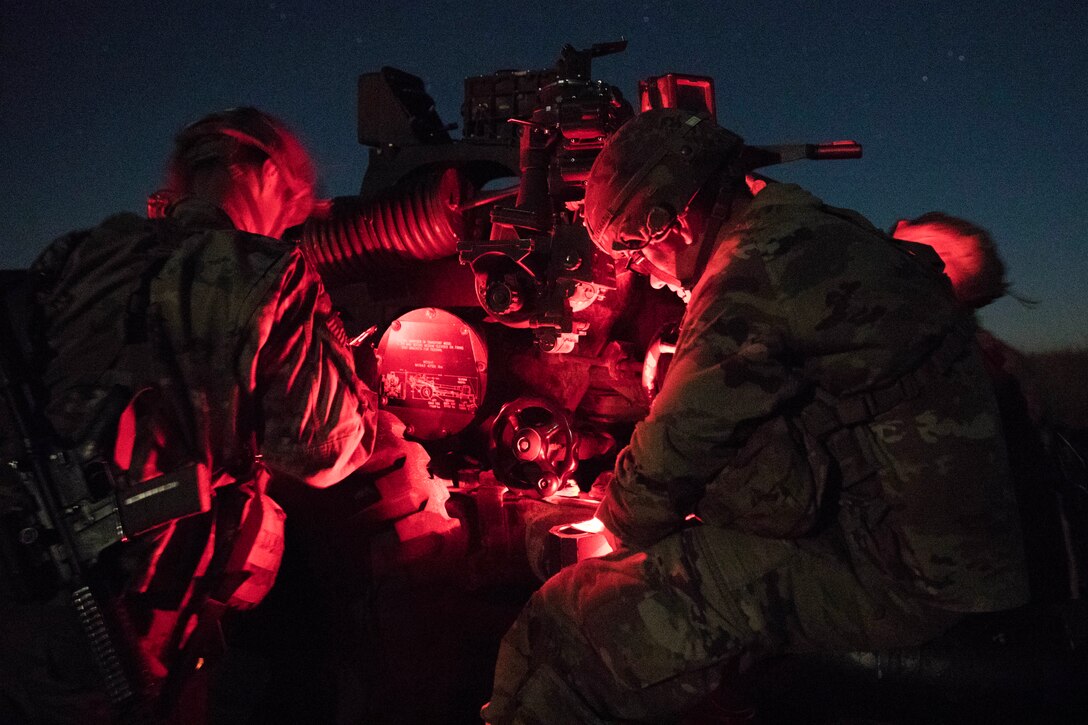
(583, 108, 744, 257)
(168, 106, 316, 218)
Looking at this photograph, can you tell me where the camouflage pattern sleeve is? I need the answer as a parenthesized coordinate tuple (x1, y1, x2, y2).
(245, 249, 377, 487)
(596, 230, 808, 548)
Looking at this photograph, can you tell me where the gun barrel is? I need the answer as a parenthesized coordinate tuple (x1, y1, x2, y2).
(810, 140, 863, 160)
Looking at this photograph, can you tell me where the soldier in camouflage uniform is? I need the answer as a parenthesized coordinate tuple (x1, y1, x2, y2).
(482, 109, 1029, 724)
(892, 213, 1043, 421)
(893, 213, 1083, 602)
(1, 108, 378, 723)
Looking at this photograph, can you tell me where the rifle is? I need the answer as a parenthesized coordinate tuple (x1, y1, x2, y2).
(0, 270, 208, 721)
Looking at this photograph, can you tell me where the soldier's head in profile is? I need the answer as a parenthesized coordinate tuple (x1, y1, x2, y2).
(165, 106, 316, 238)
(583, 109, 749, 302)
(893, 213, 1007, 309)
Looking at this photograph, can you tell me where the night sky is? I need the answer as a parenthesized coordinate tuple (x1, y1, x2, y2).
(2, 0, 1085, 351)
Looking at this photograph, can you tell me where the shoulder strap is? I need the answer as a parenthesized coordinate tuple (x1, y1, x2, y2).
(802, 316, 977, 436)
(798, 316, 977, 490)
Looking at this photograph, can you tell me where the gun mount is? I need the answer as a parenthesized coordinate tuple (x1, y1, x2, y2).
(293, 40, 860, 358)
(295, 42, 637, 354)
(286, 41, 862, 495)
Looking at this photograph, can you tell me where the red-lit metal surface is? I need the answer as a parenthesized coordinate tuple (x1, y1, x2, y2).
(489, 396, 577, 496)
(146, 189, 172, 219)
(375, 308, 487, 440)
(541, 520, 613, 577)
(812, 140, 863, 159)
(298, 167, 470, 282)
(638, 73, 716, 120)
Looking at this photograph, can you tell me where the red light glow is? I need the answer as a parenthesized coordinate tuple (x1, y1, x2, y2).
(892, 220, 987, 303)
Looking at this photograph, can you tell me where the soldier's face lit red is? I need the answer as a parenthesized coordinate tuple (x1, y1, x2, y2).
(222, 159, 313, 238)
(624, 214, 701, 302)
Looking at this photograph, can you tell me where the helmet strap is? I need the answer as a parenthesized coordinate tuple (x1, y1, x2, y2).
(679, 171, 742, 292)
(594, 114, 707, 243)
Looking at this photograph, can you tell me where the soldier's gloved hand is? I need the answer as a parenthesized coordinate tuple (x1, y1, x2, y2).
(357, 410, 424, 477)
(587, 472, 627, 552)
(587, 470, 613, 500)
(352, 410, 448, 528)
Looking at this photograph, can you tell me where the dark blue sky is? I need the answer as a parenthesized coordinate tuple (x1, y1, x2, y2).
(2, 0, 1085, 351)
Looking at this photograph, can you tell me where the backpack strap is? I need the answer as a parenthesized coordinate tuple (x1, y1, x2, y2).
(800, 316, 977, 487)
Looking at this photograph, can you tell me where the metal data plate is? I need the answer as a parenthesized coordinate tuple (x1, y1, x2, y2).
(375, 308, 488, 440)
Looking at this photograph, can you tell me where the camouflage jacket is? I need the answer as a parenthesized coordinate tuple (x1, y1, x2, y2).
(31, 198, 377, 662)
(597, 183, 1029, 613)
